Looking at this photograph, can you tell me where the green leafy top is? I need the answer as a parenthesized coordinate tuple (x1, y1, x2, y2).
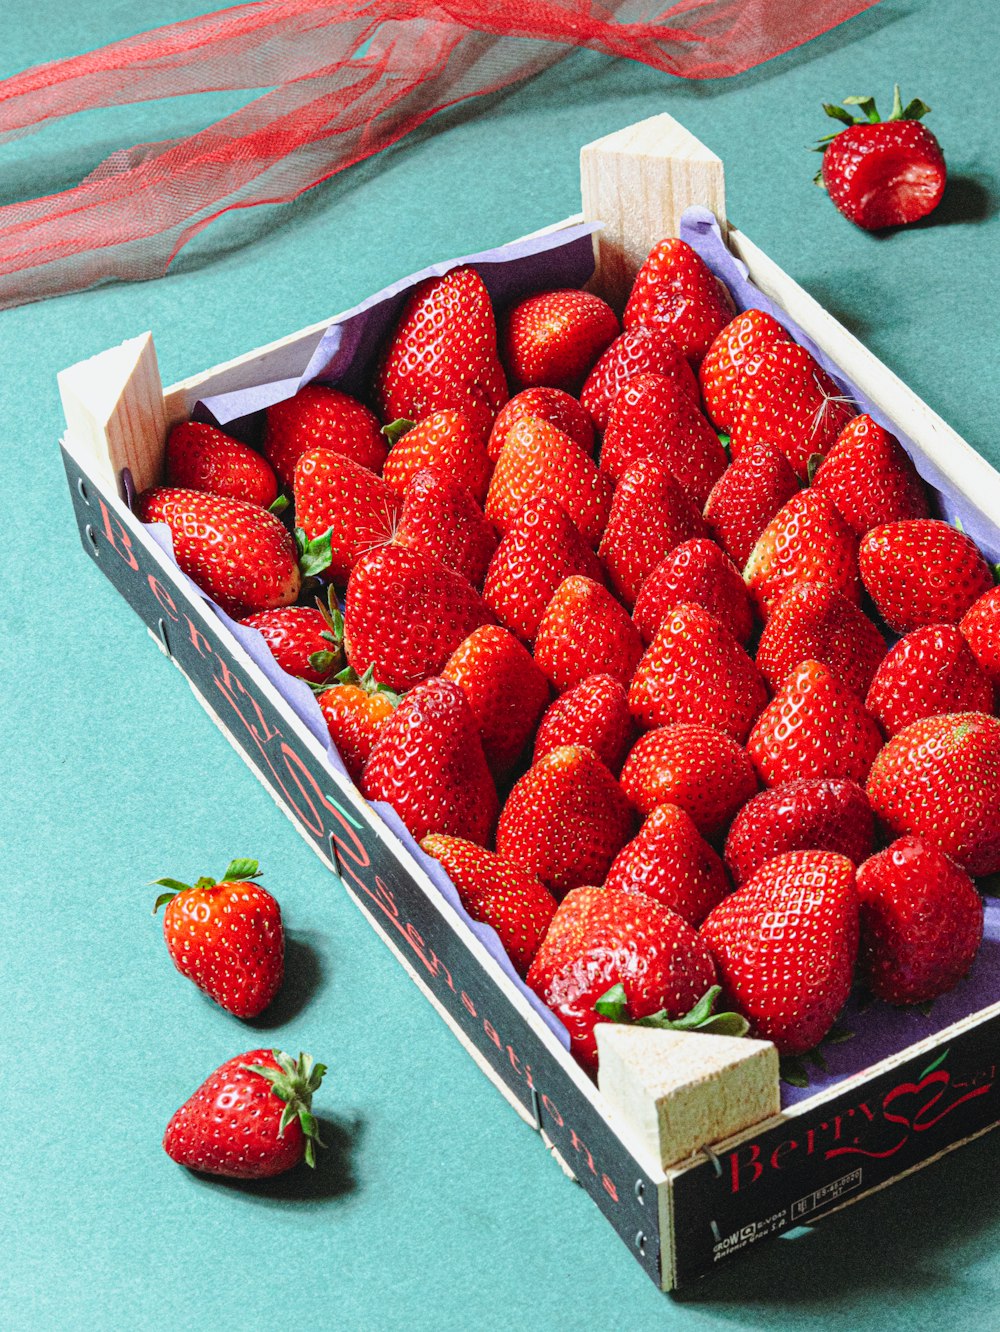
(812, 85, 932, 183)
(295, 525, 334, 580)
(242, 1050, 328, 1167)
(151, 858, 262, 913)
(595, 983, 750, 1038)
(381, 418, 416, 449)
(304, 586, 345, 682)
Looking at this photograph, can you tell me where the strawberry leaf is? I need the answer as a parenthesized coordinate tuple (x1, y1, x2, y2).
(222, 858, 261, 882)
(381, 418, 416, 448)
(806, 452, 825, 484)
(594, 982, 629, 1022)
(595, 984, 750, 1038)
(295, 526, 334, 579)
(240, 1050, 329, 1167)
(308, 649, 339, 675)
(822, 102, 858, 126)
(779, 1055, 810, 1088)
(843, 94, 880, 123)
(268, 495, 290, 516)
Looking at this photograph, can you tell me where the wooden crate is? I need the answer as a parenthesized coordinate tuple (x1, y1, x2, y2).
(58, 114, 1000, 1291)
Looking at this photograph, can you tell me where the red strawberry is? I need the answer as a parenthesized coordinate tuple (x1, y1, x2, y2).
(381, 410, 492, 504)
(495, 745, 636, 898)
(166, 421, 278, 508)
(394, 468, 498, 588)
(580, 325, 699, 431)
(620, 724, 758, 836)
(599, 372, 727, 502)
(704, 438, 800, 569)
(488, 387, 595, 461)
(420, 834, 557, 976)
(441, 624, 550, 780)
(857, 837, 982, 1005)
(241, 591, 344, 685)
(623, 238, 733, 366)
(724, 777, 874, 886)
(755, 580, 887, 695)
(748, 660, 883, 787)
(961, 587, 1000, 688)
(699, 309, 790, 432)
(362, 677, 498, 844)
(810, 414, 929, 533)
(526, 883, 717, 1071)
(293, 447, 399, 584)
(867, 712, 1000, 875)
(628, 603, 768, 742)
(486, 417, 612, 545)
(866, 625, 993, 737)
(164, 1049, 325, 1178)
(152, 858, 283, 1018)
(264, 384, 386, 486)
(816, 88, 946, 231)
(533, 674, 635, 774)
(344, 546, 494, 694)
(481, 496, 606, 642)
(502, 288, 619, 392)
(598, 458, 708, 609)
(745, 490, 859, 617)
(633, 539, 754, 646)
(605, 803, 730, 927)
(136, 487, 301, 617)
(533, 575, 643, 693)
(731, 343, 855, 480)
(317, 665, 399, 785)
(859, 520, 994, 633)
(700, 851, 859, 1054)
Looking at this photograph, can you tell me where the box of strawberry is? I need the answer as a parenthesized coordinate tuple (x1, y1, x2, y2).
(57, 112, 1000, 1292)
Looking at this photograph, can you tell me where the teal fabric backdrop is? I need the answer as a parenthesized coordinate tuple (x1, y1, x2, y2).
(3, 1, 998, 1327)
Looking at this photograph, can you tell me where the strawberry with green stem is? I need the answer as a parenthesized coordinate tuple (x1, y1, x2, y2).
(241, 587, 345, 686)
(317, 664, 399, 785)
(166, 420, 279, 509)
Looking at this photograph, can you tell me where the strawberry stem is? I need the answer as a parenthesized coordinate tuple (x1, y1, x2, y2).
(242, 1050, 328, 1167)
(150, 859, 262, 912)
(595, 983, 749, 1038)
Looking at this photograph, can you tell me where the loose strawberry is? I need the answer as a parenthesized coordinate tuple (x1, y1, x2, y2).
(292, 447, 399, 584)
(362, 677, 498, 844)
(495, 745, 636, 898)
(810, 414, 929, 534)
(533, 575, 643, 693)
(605, 803, 730, 927)
(866, 625, 993, 737)
(620, 724, 758, 836)
(420, 835, 557, 976)
(755, 580, 887, 695)
(533, 674, 635, 775)
(633, 539, 754, 646)
(166, 421, 279, 508)
(317, 665, 399, 785)
(623, 238, 733, 366)
(961, 587, 1000, 688)
(744, 490, 859, 617)
(381, 410, 492, 504)
(628, 603, 768, 742)
(724, 777, 874, 886)
(700, 851, 859, 1054)
(580, 325, 699, 431)
(867, 712, 1000, 875)
(394, 467, 498, 588)
(816, 87, 946, 231)
(857, 837, 983, 1005)
(699, 309, 791, 433)
(241, 589, 344, 685)
(264, 384, 386, 486)
(859, 519, 994, 633)
(502, 288, 619, 392)
(704, 438, 800, 569)
(164, 1049, 326, 1178)
(152, 858, 283, 1018)
(488, 387, 595, 462)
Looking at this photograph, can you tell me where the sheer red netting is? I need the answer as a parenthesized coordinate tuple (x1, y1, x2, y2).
(0, 1, 880, 307)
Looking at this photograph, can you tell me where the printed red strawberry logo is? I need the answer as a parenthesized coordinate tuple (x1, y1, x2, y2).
(264, 384, 387, 486)
(488, 387, 595, 462)
(166, 421, 278, 509)
(502, 288, 619, 393)
(810, 414, 929, 534)
(623, 237, 733, 366)
(292, 447, 399, 585)
(533, 674, 635, 775)
(699, 308, 790, 433)
(580, 325, 699, 431)
(605, 803, 731, 927)
(865, 625, 993, 737)
(620, 724, 758, 836)
(241, 589, 344, 685)
(704, 437, 800, 569)
(859, 519, 994, 633)
(316, 665, 399, 785)
(533, 575, 643, 693)
(755, 580, 887, 696)
(381, 409, 492, 505)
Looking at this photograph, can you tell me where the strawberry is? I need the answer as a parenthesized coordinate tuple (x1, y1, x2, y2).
(481, 496, 606, 642)
(495, 745, 636, 898)
(605, 803, 730, 927)
(502, 288, 619, 392)
(633, 539, 754, 646)
(620, 724, 758, 836)
(485, 417, 613, 545)
(241, 590, 344, 685)
(748, 660, 883, 787)
(152, 858, 283, 1018)
(394, 467, 498, 587)
(166, 421, 278, 508)
(599, 371, 727, 502)
(580, 325, 699, 431)
(699, 309, 790, 433)
(526, 883, 717, 1071)
(704, 438, 800, 569)
(136, 487, 302, 618)
(744, 490, 859, 618)
(859, 519, 994, 633)
(292, 447, 399, 584)
(264, 384, 386, 486)
(344, 546, 494, 694)
(420, 835, 557, 976)
(700, 851, 858, 1054)
(533, 674, 635, 775)
(441, 624, 551, 780)
(867, 712, 1000, 875)
(623, 238, 733, 366)
(362, 677, 498, 844)
(961, 587, 1000, 688)
(866, 625, 993, 737)
(809, 414, 929, 534)
(533, 575, 643, 693)
(724, 777, 874, 886)
(755, 581, 887, 695)
(857, 837, 983, 1005)
(381, 410, 492, 504)
(816, 87, 946, 231)
(731, 343, 855, 480)
(598, 458, 708, 609)
(317, 665, 399, 785)
(628, 603, 768, 742)
(164, 1049, 326, 1178)
(488, 387, 595, 462)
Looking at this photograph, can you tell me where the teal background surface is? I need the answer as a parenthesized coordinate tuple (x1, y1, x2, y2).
(3, 1, 999, 1327)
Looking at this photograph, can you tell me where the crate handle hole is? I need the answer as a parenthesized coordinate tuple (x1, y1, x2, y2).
(77, 477, 90, 505)
(634, 1179, 645, 1205)
(634, 1230, 647, 1256)
(84, 524, 100, 557)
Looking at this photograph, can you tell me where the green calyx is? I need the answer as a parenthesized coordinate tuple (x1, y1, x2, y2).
(151, 858, 262, 913)
(806, 451, 826, 484)
(304, 588, 345, 682)
(811, 85, 932, 182)
(779, 1025, 854, 1088)
(268, 494, 290, 516)
(294, 525, 334, 580)
(310, 661, 400, 703)
(381, 418, 415, 449)
(242, 1050, 328, 1167)
(594, 984, 750, 1038)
